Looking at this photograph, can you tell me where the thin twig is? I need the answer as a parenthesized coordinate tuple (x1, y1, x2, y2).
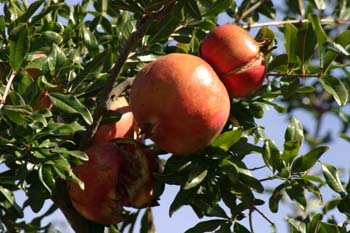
(266, 72, 320, 78)
(245, 18, 350, 29)
(0, 71, 16, 110)
(254, 206, 275, 227)
(249, 209, 255, 233)
(236, 0, 270, 23)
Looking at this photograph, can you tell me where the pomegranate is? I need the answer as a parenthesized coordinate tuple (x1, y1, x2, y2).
(67, 139, 161, 225)
(92, 96, 134, 144)
(200, 24, 265, 97)
(130, 53, 230, 155)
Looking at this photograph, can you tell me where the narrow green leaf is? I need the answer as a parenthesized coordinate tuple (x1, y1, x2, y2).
(233, 222, 250, 233)
(296, 85, 315, 94)
(184, 1, 202, 19)
(284, 24, 298, 64)
(308, 213, 322, 233)
(0, 187, 14, 205)
(184, 169, 208, 190)
(326, 41, 350, 56)
(48, 92, 93, 125)
(50, 148, 88, 161)
(9, 26, 29, 71)
(319, 75, 348, 106)
(296, 23, 317, 64)
(219, 159, 238, 183)
(283, 117, 304, 164)
(291, 146, 329, 173)
(308, 14, 328, 67)
(16, 0, 44, 23)
(211, 127, 243, 151)
(185, 220, 226, 233)
(324, 30, 350, 72)
(322, 163, 345, 194)
(269, 183, 285, 213)
(169, 189, 194, 217)
(263, 139, 284, 172)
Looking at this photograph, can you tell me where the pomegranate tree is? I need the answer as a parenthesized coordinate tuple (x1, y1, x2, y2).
(130, 53, 230, 155)
(67, 139, 161, 225)
(200, 24, 265, 97)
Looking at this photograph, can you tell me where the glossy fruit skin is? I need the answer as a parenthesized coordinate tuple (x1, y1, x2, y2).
(130, 53, 230, 155)
(92, 97, 134, 144)
(200, 24, 265, 97)
(67, 139, 160, 225)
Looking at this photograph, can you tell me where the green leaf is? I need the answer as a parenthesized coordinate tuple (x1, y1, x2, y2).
(269, 183, 285, 213)
(49, 92, 93, 125)
(291, 146, 329, 173)
(44, 43, 66, 75)
(184, 1, 202, 19)
(296, 23, 317, 64)
(169, 189, 194, 217)
(184, 169, 208, 190)
(324, 29, 350, 72)
(233, 222, 250, 233)
(239, 173, 264, 193)
(262, 139, 284, 172)
(325, 41, 350, 56)
(211, 127, 243, 151)
(283, 117, 304, 164)
(219, 159, 238, 183)
(0, 187, 14, 205)
(50, 148, 88, 161)
(296, 85, 315, 94)
(9, 25, 29, 71)
(284, 23, 298, 64)
(322, 163, 345, 194)
(82, 25, 99, 56)
(16, 0, 44, 23)
(319, 75, 348, 106)
(185, 220, 226, 233)
(308, 14, 328, 67)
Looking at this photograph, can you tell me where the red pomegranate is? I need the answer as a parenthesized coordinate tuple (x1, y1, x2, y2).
(200, 24, 265, 97)
(67, 139, 161, 225)
(130, 53, 230, 155)
(92, 96, 135, 144)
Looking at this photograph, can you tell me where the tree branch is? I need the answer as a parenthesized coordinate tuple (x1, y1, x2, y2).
(51, 2, 176, 233)
(244, 18, 350, 29)
(0, 71, 16, 110)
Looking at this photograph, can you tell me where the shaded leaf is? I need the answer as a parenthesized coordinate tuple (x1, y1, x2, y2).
(319, 75, 348, 106)
(185, 220, 226, 233)
(9, 25, 29, 71)
(49, 92, 93, 125)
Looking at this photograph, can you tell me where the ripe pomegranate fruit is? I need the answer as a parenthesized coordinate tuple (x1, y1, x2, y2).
(67, 138, 161, 225)
(92, 96, 134, 144)
(200, 24, 265, 97)
(130, 53, 230, 155)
